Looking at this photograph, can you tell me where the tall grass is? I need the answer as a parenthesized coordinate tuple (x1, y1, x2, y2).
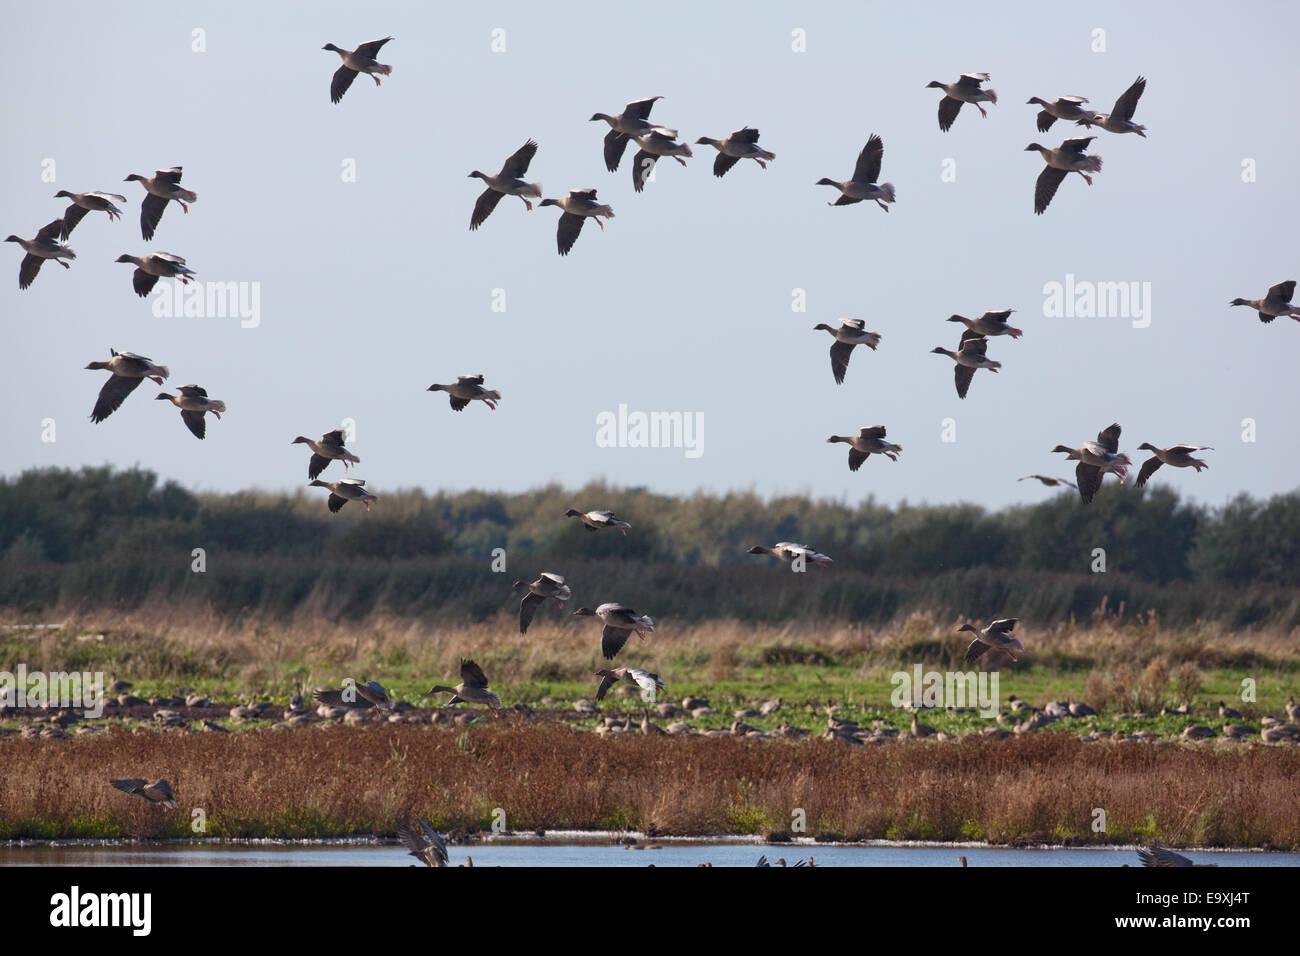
(2, 726, 1295, 846)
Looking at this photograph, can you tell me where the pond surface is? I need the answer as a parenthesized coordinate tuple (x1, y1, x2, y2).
(1, 841, 1292, 867)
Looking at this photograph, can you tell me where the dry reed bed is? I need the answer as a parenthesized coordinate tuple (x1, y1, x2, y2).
(3, 723, 1297, 847)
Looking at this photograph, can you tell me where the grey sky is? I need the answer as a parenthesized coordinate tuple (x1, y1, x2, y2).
(4, 1, 1297, 511)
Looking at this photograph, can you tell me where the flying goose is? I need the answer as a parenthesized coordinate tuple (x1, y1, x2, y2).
(564, 509, 631, 535)
(695, 128, 775, 177)
(110, 778, 177, 808)
(468, 140, 541, 230)
(427, 374, 501, 411)
(827, 426, 901, 471)
(746, 543, 833, 568)
(538, 189, 615, 256)
(817, 134, 895, 211)
(573, 604, 655, 660)
(5, 220, 75, 289)
(423, 659, 503, 716)
(1025, 137, 1102, 214)
(1137, 847, 1216, 867)
(85, 350, 169, 423)
(1077, 77, 1147, 136)
(813, 319, 881, 384)
(1025, 94, 1091, 133)
(292, 430, 361, 480)
(513, 572, 572, 634)
(959, 619, 1024, 664)
(309, 478, 377, 512)
(312, 680, 393, 710)
(323, 37, 393, 104)
(595, 667, 665, 702)
(54, 190, 127, 239)
(1229, 280, 1300, 323)
(155, 385, 226, 439)
(1052, 423, 1132, 504)
(590, 96, 671, 171)
(1018, 474, 1077, 489)
(123, 168, 196, 241)
(115, 252, 195, 297)
(946, 310, 1023, 339)
(927, 73, 998, 130)
(631, 130, 693, 193)
(932, 329, 1001, 399)
(397, 815, 450, 867)
(1134, 444, 1213, 487)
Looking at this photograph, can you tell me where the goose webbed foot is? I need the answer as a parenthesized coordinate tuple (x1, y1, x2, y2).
(756, 159, 767, 169)
(977, 105, 988, 118)
(57, 260, 71, 269)
(373, 75, 382, 86)
(178, 201, 189, 213)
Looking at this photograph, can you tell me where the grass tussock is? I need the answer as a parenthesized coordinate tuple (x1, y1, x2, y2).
(2, 726, 1297, 847)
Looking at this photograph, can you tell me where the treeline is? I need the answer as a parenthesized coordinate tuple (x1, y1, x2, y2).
(2, 466, 1299, 628)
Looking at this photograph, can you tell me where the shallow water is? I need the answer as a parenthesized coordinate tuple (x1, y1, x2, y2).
(1, 842, 1292, 867)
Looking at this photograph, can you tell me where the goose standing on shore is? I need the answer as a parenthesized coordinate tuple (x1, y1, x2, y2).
(747, 543, 833, 568)
(468, 140, 542, 230)
(5, 220, 75, 289)
(946, 310, 1023, 339)
(423, 659, 503, 717)
(565, 509, 631, 535)
(1025, 137, 1102, 214)
(85, 350, 169, 423)
(631, 130, 692, 193)
(323, 37, 393, 104)
(1026, 94, 1091, 133)
(573, 604, 656, 660)
(817, 134, 895, 211)
(513, 573, 572, 634)
(309, 478, 377, 512)
(927, 74, 998, 130)
(590, 96, 669, 171)
(1052, 423, 1131, 504)
(115, 253, 195, 296)
(1077, 77, 1147, 136)
(292, 430, 361, 480)
(695, 128, 775, 177)
(54, 190, 126, 239)
(155, 385, 226, 439)
(827, 426, 902, 471)
(123, 168, 196, 241)
(538, 190, 615, 255)
(932, 329, 1001, 399)
(959, 619, 1024, 664)
(427, 375, 501, 410)
(814, 319, 880, 384)
(1134, 444, 1213, 488)
(1230, 281, 1300, 323)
